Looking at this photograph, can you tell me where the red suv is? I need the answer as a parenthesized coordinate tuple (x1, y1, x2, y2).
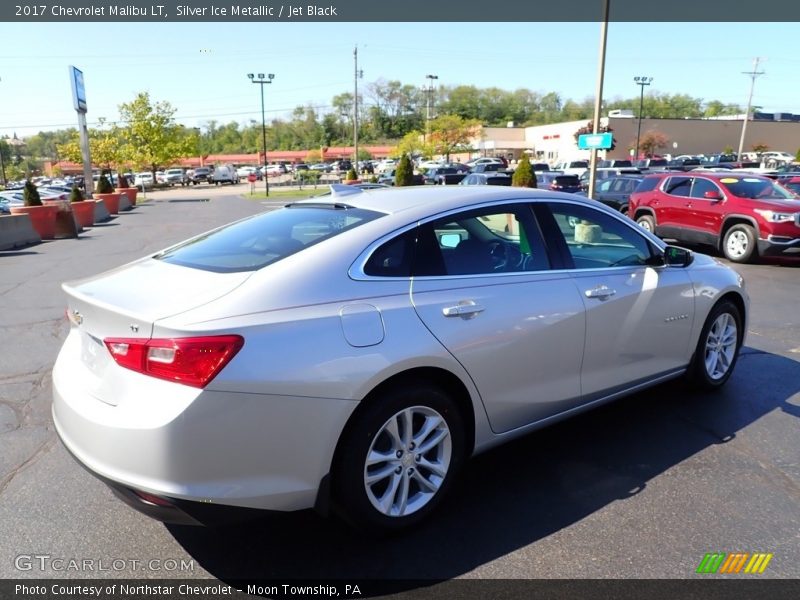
(629, 172, 800, 263)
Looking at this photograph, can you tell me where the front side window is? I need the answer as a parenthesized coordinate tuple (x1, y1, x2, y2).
(156, 205, 383, 273)
(413, 204, 550, 277)
(690, 178, 723, 198)
(546, 203, 655, 269)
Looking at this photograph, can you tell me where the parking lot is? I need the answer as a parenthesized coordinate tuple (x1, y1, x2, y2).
(1, 186, 799, 586)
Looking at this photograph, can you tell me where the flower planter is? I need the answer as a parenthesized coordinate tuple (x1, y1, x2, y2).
(94, 192, 122, 215)
(70, 201, 96, 228)
(116, 187, 138, 205)
(342, 179, 362, 185)
(10, 204, 59, 240)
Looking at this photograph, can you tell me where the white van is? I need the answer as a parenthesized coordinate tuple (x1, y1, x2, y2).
(210, 165, 239, 185)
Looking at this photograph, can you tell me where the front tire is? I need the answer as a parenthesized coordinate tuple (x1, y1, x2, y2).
(333, 383, 465, 534)
(636, 214, 655, 233)
(722, 224, 758, 263)
(687, 300, 743, 390)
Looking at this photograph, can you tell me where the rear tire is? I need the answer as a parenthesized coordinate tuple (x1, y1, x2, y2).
(333, 383, 465, 534)
(722, 224, 758, 263)
(687, 300, 743, 390)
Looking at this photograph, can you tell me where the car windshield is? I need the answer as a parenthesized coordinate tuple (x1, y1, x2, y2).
(154, 205, 384, 273)
(719, 177, 796, 200)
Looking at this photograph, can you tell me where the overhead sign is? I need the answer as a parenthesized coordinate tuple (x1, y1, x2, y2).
(69, 66, 87, 113)
(578, 132, 613, 150)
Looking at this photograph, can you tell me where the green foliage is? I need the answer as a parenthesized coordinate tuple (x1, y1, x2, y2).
(751, 143, 769, 154)
(69, 185, 84, 202)
(23, 180, 42, 206)
(512, 156, 536, 188)
(429, 114, 482, 160)
(796, 148, 800, 161)
(296, 169, 322, 186)
(118, 92, 195, 173)
(96, 175, 114, 194)
(395, 154, 414, 187)
(345, 168, 358, 181)
(722, 145, 734, 155)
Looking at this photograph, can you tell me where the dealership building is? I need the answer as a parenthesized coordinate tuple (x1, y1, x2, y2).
(469, 112, 800, 164)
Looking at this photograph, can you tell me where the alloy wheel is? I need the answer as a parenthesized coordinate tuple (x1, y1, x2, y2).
(704, 312, 738, 380)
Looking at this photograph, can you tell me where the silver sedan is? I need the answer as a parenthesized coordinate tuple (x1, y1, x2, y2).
(52, 186, 748, 533)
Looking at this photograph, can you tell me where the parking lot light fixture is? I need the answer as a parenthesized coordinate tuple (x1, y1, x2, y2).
(248, 73, 275, 196)
(634, 76, 653, 160)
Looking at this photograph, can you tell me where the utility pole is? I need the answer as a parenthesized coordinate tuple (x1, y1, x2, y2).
(634, 76, 653, 161)
(587, 0, 609, 200)
(425, 74, 438, 145)
(353, 45, 363, 173)
(737, 58, 765, 161)
(248, 72, 275, 196)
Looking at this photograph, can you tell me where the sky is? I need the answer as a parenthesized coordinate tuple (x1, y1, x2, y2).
(1, 21, 798, 139)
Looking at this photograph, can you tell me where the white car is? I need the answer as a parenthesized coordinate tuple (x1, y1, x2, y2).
(760, 151, 796, 167)
(237, 166, 258, 178)
(52, 185, 748, 533)
(133, 173, 154, 188)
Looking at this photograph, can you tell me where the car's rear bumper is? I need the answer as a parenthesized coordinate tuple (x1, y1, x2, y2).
(52, 331, 358, 518)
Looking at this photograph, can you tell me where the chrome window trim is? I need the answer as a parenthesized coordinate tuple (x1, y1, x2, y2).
(348, 196, 668, 282)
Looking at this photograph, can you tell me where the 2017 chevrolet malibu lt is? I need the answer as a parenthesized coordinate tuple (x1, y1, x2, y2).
(53, 186, 748, 533)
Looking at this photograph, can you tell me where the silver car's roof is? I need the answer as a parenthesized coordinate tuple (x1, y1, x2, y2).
(298, 185, 599, 220)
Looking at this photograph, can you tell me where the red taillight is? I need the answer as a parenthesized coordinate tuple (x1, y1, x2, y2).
(103, 335, 244, 388)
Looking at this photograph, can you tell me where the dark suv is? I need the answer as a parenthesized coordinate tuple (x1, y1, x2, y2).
(629, 172, 800, 263)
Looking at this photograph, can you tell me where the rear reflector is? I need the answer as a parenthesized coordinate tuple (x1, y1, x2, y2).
(104, 335, 244, 388)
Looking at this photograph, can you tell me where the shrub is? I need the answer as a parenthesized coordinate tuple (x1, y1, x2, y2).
(23, 180, 42, 206)
(512, 156, 537, 188)
(395, 154, 414, 187)
(96, 175, 114, 194)
(117, 173, 130, 188)
(69, 185, 84, 202)
(345, 168, 358, 181)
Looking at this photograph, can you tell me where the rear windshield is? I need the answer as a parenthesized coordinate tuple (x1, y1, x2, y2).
(155, 205, 383, 273)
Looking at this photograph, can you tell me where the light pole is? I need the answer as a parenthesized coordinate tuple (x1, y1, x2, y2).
(248, 72, 274, 196)
(425, 74, 438, 145)
(634, 76, 652, 160)
(737, 58, 765, 161)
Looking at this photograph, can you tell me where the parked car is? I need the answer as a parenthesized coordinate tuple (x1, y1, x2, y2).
(133, 173, 155, 188)
(188, 167, 212, 185)
(577, 176, 644, 214)
(548, 174, 582, 193)
(210, 165, 239, 185)
(52, 185, 748, 533)
(425, 167, 468, 185)
(264, 164, 288, 177)
(163, 168, 187, 186)
(553, 160, 589, 177)
(466, 157, 506, 168)
(531, 163, 551, 173)
(236, 166, 259, 179)
(536, 172, 564, 189)
(598, 159, 633, 168)
(470, 163, 507, 174)
(629, 171, 800, 263)
(634, 158, 669, 170)
(459, 173, 512, 186)
(0, 191, 24, 213)
(310, 163, 333, 173)
(579, 168, 642, 191)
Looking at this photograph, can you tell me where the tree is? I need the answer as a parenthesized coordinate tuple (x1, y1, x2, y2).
(392, 131, 431, 159)
(395, 154, 414, 186)
(751, 143, 769, 153)
(573, 121, 616, 150)
(117, 92, 195, 177)
(428, 114, 481, 161)
(512, 156, 536, 188)
(305, 149, 322, 164)
(636, 130, 670, 158)
(23, 180, 42, 206)
(57, 118, 126, 174)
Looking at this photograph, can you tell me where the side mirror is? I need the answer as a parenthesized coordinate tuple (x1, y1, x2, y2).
(663, 245, 694, 267)
(703, 190, 724, 201)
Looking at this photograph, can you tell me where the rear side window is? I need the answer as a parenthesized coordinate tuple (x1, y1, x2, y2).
(155, 205, 383, 273)
(633, 177, 660, 193)
(664, 176, 692, 197)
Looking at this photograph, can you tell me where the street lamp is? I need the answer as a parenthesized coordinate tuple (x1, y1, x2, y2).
(425, 74, 438, 145)
(248, 72, 274, 196)
(634, 76, 653, 161)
